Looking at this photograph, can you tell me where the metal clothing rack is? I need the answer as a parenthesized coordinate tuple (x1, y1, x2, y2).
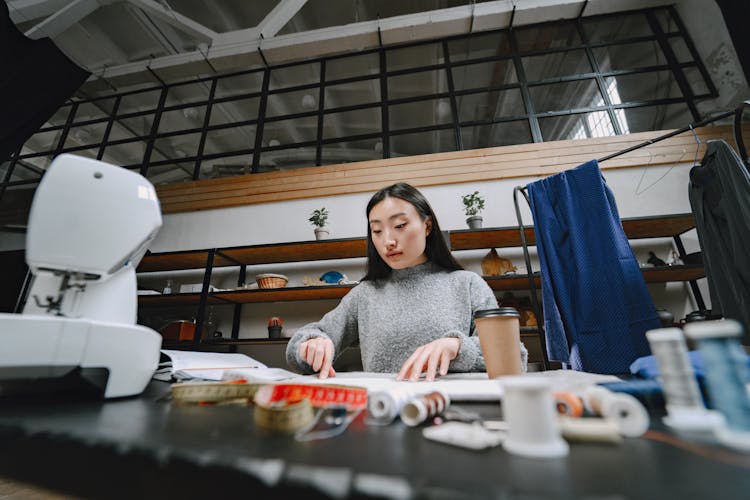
(512, 101, 750, 370)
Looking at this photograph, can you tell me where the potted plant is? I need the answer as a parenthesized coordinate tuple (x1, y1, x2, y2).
(309, 207, 329, 240)
(462, 191, 485, 229)
(267, 317, 283, 339)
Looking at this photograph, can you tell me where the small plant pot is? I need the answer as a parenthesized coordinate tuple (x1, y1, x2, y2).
(314, 227, 329, 240)
(466, 216, 483, 229)
(268, 325, 282, 339)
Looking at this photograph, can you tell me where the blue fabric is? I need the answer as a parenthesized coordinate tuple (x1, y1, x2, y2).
(527, 159, 659, 373)
(630, 350, 750, 381)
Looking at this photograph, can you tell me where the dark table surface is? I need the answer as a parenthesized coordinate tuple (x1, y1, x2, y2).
(1, 379, 749, 499)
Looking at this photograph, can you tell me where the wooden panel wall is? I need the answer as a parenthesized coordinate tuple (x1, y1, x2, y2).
(157, 125, 749, 214)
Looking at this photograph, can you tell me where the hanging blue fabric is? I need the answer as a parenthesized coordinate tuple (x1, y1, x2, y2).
(527, 159, 658, 374)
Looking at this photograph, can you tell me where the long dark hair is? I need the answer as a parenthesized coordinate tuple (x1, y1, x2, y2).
(362, 182, 463, 281)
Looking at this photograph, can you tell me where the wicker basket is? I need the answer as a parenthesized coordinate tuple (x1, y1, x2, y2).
(256, 273, 289, 289)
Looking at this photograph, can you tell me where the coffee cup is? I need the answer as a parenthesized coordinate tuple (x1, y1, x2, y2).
(474, 307, 522, 378)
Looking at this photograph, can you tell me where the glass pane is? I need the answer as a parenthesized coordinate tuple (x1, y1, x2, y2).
(529, 79, 603, 113)
(388, 69, 448, 100)
(257, 146, 317, 172)
(457, 89, 525, 122)
(101, 140, 147, 166)
(461, 121, 532, 149)
(74, 98, 116, 121)
(684, 66, 710, 96)
(668, 37, 693, 63)
(266, 88, 320, 117)
(209, 97, 260, 125)
(323, 107, 381, 140)
(110, 114, 154, 139)
(324, 78, 380, 109)
(12, 158, 49, 180)
(390, 128, 455, 157)
(262, 116, 318, 146)
(268, 62, 321, 90)
(215, 71, 264, 98)
(615, 103, 692, 133)
(522, 50, 592, 82)
(158, 106, 207, 133)
(23, 129, 63, 152)
(582, 12, 653, 44)
(389, 98, 453, 131)
(515, 21, 581, 53)
(451, 59, 517, 91)
(165, 81, 212, 106)
(44, 105, 73, 127)
(321, 138, 383, 165)
(200, 153, 254, 179)
(67, 148, 98, 160)
(594, 41, 667, 72)
(118, 89, 163, 114)
(539, 111, 616, 141)
(448, 31, 512, 62)
(326, 52, 380, 81)
(153, 132, 202, 159)
(63, 122, 108, 148)
(146, 162, 196, 185)
(604, 72, 681, 103)
(203, 125, 256, 155)
(654, 8, 678, 34)
(386, 42, 443, 71)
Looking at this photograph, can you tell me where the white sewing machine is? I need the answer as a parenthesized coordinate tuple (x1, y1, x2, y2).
(0, 154, 163, 398)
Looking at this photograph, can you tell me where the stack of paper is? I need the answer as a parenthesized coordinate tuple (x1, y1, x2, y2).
(155, 350, 270, 381)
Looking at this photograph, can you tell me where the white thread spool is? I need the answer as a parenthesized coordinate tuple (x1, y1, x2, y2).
(400, 391, 450, 427)
(368, 387, 425, 425)
(501, 376, 569, 458)
(645, 327, 724, 432)
(583, 386, 650, 437)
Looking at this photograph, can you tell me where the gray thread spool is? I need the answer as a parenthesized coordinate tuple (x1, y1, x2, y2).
(645, 327, 723, 432)
(684, 319, 750, 451)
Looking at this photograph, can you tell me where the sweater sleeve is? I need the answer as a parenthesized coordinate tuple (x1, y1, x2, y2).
(445, 272, 528, 373)
(285, 284, 361, 374)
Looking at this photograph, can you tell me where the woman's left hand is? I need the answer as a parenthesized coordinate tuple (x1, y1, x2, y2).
(397, 337, 460, 382)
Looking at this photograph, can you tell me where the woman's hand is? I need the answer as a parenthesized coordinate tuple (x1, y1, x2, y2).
(299, 337, 337, 379)
(397, 337, 460, 382)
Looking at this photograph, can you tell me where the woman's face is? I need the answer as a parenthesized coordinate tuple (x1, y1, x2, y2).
(368, 196, 432, 270)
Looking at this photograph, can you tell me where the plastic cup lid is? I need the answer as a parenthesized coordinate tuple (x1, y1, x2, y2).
(474, 307, 520, 319)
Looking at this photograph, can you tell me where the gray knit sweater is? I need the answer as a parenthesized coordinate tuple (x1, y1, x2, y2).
(286, 261, 528, 374)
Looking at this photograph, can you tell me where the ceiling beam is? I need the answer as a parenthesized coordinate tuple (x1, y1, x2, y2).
(258, 0, 307, 39)
(127, 0, 217, 42)
(23, 0, 100, 39)
(81, 0, 674, 91)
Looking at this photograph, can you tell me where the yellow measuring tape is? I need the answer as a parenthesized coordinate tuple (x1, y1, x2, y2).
(170, 380, 368, 435)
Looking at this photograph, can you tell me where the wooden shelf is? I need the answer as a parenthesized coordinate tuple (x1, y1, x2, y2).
(449, 213, 696, 251)
(139, 266, 702, 307)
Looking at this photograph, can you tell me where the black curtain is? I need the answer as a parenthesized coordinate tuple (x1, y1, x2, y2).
(715, 0, 750, 86)
(0, 2, 90, 162)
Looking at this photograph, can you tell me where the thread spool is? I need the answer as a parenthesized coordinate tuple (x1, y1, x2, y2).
(645, 327, 724, 432)
(582, 386, 650, 437)
(684, 320, 750, 451)
(501, 376, 569, 458)
(368, 387, 426, 425)
(400, 391, 450, 427)
(553, 392, 584, 418)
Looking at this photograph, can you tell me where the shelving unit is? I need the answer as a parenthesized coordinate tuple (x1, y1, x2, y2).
(137, 212, 703, 364)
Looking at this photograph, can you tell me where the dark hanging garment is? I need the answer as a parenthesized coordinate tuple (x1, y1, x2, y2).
(527, 160, 658, 374)
(689, 140, 750, 344)
(0, 2, 90, 162)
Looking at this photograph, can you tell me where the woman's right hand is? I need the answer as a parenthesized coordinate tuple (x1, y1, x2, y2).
(299, 337, 337, 379)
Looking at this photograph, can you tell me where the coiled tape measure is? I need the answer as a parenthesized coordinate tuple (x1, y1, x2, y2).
(170, 380, 368, 434)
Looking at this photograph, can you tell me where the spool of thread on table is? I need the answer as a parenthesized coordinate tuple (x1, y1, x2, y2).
(553, 392, 584, 418)
(400, 391, 450, 427)
(501, 376, 569, 459)
(645, 327, 724, 432)
(684, 319, 750, 451)
(582, 385, 650, 437)
(368, 387, 426, 425)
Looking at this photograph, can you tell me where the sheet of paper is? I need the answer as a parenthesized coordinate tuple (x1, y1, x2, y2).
(157, 350, 268, 381)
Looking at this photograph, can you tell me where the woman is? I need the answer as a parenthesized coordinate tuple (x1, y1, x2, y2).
(286, 182, 528, 381)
